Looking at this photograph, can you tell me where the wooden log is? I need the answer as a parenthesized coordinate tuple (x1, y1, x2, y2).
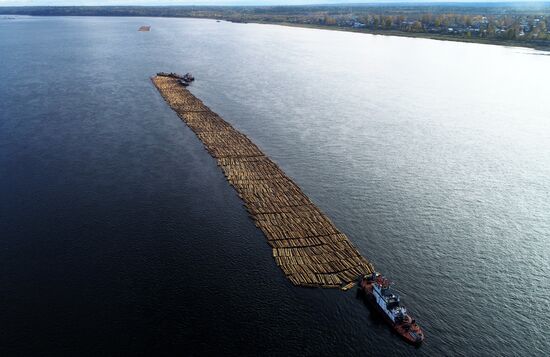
(151, 74, 375, 288)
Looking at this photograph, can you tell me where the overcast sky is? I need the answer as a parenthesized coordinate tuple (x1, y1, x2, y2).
(0, 0, 544, 6)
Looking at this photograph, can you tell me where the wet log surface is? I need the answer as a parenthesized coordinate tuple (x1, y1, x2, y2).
(152, 75, 374, 288)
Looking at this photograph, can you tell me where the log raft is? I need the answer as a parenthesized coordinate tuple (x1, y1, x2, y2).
(152, 75, 375, 288)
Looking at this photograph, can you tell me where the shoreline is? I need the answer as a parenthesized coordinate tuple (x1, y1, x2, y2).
(243, 21, 550, 52)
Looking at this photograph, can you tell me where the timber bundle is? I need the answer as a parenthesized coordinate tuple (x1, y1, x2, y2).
(152, 75, 375, 289)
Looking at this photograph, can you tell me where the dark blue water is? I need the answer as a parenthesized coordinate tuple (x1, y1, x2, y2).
(1, 16, 549, 356)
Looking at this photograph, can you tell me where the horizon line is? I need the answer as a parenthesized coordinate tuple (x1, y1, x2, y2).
(2, 1, 550, 7)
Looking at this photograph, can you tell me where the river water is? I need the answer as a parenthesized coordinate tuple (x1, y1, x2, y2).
(1, 16, 549, 356)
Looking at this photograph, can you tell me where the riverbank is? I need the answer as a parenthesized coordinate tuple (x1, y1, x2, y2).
(245, 21, 550, 52)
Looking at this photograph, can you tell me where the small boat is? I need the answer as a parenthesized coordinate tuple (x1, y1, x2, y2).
(182, 73, 195, 82)
(360, 272, 424, 345)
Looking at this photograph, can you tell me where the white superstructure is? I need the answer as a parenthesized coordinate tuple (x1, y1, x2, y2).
(370, 274, 407, 323)
(361, 272, 425, 345)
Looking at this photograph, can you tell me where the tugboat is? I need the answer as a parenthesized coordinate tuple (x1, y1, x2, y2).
(182, 73, 195, 82)
(360, 272, 424, 345)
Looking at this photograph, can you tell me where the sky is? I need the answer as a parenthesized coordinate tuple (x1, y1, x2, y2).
(0, 0, 545, 6)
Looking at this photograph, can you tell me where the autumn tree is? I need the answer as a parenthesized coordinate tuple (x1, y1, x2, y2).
(411, 21, 424, 32)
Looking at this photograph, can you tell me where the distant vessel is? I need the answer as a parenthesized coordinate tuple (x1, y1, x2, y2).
(138, 26, 151, 32)
(360, 272, 424, 345)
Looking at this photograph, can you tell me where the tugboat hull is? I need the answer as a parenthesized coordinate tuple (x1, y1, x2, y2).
(361, 275, 424, 346)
